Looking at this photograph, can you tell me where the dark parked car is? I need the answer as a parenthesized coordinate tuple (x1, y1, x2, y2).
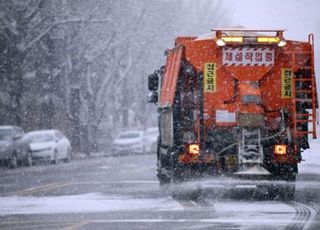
(0, 126, 32, 168)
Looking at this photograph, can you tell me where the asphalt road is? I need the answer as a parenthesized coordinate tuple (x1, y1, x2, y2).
(0, 153, 319, 230)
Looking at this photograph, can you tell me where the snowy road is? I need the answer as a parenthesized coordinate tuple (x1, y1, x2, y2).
(0, 150, 320, 229)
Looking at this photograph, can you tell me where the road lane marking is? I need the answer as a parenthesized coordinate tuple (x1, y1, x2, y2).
(6, 182, 74, 196)
(62, 220, 91, 230)
(2, 180, 159, 196)
(0, 220, 78, 230)
(1, 223, 71, 230)
(4, 182, 60, 196)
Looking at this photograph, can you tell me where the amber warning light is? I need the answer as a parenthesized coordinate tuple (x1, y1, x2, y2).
(213, 29, 287, 47)
(274, 145, 287, 155)
(188, 144, 200, 155)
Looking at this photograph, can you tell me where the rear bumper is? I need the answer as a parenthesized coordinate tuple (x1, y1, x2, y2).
(31, 149, 54, 159)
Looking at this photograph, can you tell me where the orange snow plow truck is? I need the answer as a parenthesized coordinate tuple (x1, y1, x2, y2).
(148, 28, 318, 199)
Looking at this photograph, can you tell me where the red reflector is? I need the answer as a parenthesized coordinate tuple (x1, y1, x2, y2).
(274, 144, 287, 155)
(189, 144, 200, 155)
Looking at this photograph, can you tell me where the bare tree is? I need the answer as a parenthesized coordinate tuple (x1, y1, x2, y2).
(0, 0, 109, 127)
(0, 0, 228, 154)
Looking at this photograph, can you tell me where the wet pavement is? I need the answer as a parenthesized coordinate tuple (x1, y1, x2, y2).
(0, 154, 319, 230)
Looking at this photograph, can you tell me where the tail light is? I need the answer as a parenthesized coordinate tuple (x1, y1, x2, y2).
(274, 144, 287, 155)
(188, 144, 200, 156)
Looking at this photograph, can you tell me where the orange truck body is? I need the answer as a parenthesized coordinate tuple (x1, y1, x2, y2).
(149, 29, 317, 190)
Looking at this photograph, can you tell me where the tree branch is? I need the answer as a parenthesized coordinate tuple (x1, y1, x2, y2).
(0, 4, 19, 36)
(23, 0, 45, 25)
(96, 48, 144, 127)
(20, 18, 111, 52)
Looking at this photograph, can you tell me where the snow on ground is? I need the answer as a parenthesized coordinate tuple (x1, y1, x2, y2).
(0, 193, 183, 215)
(300, 138, 320, 174)
(211, 201, 296, 227)
(0, 193, 297, 228)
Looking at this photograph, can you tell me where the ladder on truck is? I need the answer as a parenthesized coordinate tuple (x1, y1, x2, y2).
(292, 33, 317, 140)
(238, 128, 263, 164)
(235, 128, 270, 175)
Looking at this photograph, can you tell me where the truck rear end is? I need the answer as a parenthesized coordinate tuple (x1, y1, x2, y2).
(148, 28, 318, 199)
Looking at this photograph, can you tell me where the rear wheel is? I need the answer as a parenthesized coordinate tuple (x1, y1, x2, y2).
(26, 150, 33, 167)
(157, 150, 193, 185)
(51, 150, 58, 164)
(157, 140, 172, 186)
(9, 154, 18, 169)
(278, 173, 296, 200)
(265, 163, 297, 200)
(64, 149, 72, 162)
(158, 172, 171, 186)
(168, 151, 186, 184)
(266, 183, 295, 200)
(157, 153, 171, 186)
(281, 184, 295, 200)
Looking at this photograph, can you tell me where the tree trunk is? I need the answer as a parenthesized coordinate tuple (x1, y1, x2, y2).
(70, 88, 81, 152)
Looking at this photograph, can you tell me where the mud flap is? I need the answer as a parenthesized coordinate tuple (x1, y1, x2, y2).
(234, 165, 271, 176)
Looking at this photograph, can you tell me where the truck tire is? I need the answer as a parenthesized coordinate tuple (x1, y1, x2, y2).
(267, 184, 295, 200)
(277, 173, 296, 201)
(157, 138, 171, 186)
(169, 152, 185, 183)
(157, 151, 181, 185)
(158, 173, 170, 186)
(157, 153, 171, 186)
(280, 184, 295, 200)
(267, 166, 296, 200)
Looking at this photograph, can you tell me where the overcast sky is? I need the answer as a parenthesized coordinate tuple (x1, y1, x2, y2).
(226, 0, 319, 38)
(224, 0, 320, 76)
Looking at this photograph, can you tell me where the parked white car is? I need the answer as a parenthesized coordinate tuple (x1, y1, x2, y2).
(144, 127, 159, 153)
(24, 129, 72, 164)
(112, 130, 145, 155)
